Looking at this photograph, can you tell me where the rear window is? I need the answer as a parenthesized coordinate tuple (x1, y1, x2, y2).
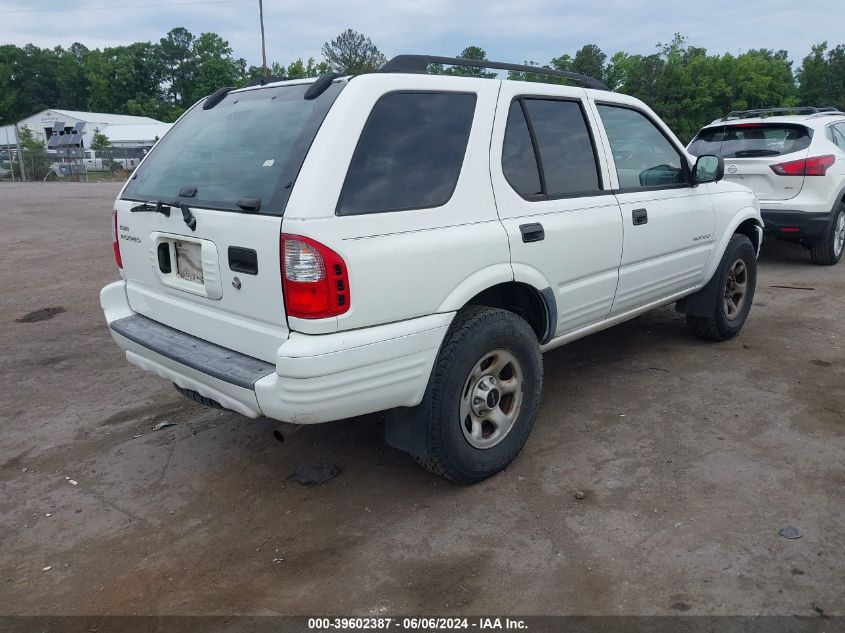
(122, 81, 343, 214)
(336, 92, 476, 216)
(501, 98, 601, 199)
(688, 123, 812, 158)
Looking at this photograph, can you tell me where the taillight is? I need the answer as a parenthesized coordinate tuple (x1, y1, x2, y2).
(280, 234, 350, 319)
(112, 210, 123, 269)
(770, 154, 835, 176)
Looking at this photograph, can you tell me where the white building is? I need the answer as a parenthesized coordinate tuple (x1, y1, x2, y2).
(0, 109, 172, 152)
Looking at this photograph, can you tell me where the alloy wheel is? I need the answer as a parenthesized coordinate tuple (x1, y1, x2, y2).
(723, 258, 748, 320)
(459, 349, 524, 450)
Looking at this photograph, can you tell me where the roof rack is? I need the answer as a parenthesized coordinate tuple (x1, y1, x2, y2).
(722, 106, 844, 120)
(380, 55, 609, 91)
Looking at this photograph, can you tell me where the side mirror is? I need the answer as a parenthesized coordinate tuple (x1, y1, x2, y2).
(693, 154, 724, 184)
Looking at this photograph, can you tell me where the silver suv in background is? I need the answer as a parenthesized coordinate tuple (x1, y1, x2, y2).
(689, 107, 845, 265)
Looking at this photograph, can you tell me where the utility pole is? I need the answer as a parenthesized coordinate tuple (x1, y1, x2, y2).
(259, 0, 268, 77)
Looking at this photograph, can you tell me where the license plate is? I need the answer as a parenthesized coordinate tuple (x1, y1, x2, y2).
(174, 241, 204, 285)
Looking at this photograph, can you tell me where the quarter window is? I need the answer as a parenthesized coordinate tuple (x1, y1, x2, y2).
(337, 92, 476, 215)
(597, 104, 687, 189)
(502, 101, 542, 196)
(832, 123, 845, 148)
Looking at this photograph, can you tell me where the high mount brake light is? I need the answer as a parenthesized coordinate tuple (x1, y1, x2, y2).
(280, 234, 350, 319)
(770, 154, 835, 176)
(112, 210, 123, 269)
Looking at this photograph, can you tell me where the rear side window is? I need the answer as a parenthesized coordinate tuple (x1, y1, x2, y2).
(597, 104, 687, 189)
(689, 123, 812, 158)
(337, 92, 476, 215)
(502, 98, 601, 199)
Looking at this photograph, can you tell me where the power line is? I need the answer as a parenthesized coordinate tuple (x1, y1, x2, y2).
(3, 0, 253, 14)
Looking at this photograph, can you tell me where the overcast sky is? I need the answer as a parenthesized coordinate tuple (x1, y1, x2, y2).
(1, 0, 841, 68)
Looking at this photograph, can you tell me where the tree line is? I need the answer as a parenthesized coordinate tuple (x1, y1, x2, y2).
(1, 28, 844, 142)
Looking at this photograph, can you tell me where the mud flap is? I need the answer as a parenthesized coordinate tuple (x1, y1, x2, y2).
(384, 403, 432, 460)
(675, 271, 721, 318)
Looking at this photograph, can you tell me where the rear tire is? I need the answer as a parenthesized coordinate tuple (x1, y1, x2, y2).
(686, 234, 757, 341)
(415, 306, 543, 485)
(809, 207, 845, 266)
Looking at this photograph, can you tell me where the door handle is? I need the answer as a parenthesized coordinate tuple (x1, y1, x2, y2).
(228, 246, 258, 275)
(632, 208, 648, 225)
(520, 222, 545, 243)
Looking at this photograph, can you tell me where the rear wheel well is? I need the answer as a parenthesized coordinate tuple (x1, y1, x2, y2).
(735, 219, 761, 253)
(466, 282, 550, 342)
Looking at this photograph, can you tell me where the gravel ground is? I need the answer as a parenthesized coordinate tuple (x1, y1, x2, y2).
(0, 182, 843, 616)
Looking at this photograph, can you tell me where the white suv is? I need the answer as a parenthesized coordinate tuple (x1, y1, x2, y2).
(101, 55, 763, 483)
(689, 107, 845, 265)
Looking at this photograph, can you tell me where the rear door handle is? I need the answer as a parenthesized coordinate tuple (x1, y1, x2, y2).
(228, 246, 258, 275)
(632, 208, 648, 225)
(520, 222, 545, 243)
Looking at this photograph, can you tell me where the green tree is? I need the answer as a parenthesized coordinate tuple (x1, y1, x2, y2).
(90, 128, 117, 171)
(160, 27, 195, 107)
(430, 46, 497, 78)
(190, 32, 241, 102)
(321, 29, 386, 75)
(16, 125, 51, 180)
(571, 44, 606, 82)
(286, 57, 330, 79)
(798, 42, 845, 110)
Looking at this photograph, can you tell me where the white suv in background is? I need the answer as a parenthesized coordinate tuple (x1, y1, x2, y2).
(101, 55, 763, 484)
(689, 107, 845, 265)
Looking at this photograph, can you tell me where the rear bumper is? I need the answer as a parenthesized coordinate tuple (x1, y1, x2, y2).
(760, 209, 832, 240)
(101, 281, 451, 424)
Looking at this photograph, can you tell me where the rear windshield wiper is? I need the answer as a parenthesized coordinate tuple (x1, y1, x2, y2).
(131, 201, 171, 217)
(173, 201, 197, 231)
(129, 199, 195, 230)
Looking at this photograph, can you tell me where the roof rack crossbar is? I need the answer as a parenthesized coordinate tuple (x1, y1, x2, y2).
(380, 55, 609, 91)
(722, 106, 845, 120)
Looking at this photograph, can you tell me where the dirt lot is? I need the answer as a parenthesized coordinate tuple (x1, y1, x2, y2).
(0, 182, 843, 616)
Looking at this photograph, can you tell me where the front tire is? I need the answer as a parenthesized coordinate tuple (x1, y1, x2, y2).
(416, 306, 543, 485)
(686, 234, 757, 341)
(810, 206, 845, 266)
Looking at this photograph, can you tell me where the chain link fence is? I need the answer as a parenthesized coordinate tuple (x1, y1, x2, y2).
(0, 145, 145, 183)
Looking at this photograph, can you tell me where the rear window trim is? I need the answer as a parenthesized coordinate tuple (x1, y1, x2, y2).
(121, 80, 346, 217)
(334, 89, 478, 217)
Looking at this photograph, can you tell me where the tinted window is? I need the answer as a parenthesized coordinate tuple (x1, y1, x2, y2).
(502, 101, 542, 196)
(597, 104, 686, 189)
(123, 82, 343, 214)
(689, 123, 812, 158)
(337, 92, 476, 215)
(524, 99, 600, 196)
